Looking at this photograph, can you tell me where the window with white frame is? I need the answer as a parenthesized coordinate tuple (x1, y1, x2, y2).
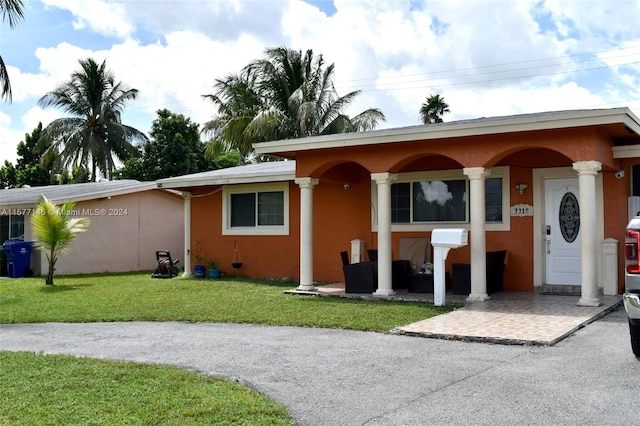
(374, 167, 510, 231)
(0, 215, 25, 241)
(223, 183, 289, 235)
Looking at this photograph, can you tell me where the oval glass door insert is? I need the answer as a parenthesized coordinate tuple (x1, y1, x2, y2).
(559, 192, 580, 243)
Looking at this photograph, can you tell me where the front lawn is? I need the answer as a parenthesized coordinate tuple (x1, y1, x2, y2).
(0, 272, 457, 425)
(0, 273, 455, 333)
(0, 351, 291, 426)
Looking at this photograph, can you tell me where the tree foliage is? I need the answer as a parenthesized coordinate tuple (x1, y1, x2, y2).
(0, 123, 90, 189)
(15, 123, 52, 186)
(31, 195, 90, 285)
(0, 123, 52, 188)
(115, 109, 221, 181)
(202, 46, 385, 158)
(419, 94, 450, 124)
(37, 57, 146, 180)
(0, 160, 16, 188)
(0, 0, 24, 102)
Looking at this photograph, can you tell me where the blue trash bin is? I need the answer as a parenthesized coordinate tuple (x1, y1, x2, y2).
(3, 241, 33, 278)
(3, 240, 15, 278)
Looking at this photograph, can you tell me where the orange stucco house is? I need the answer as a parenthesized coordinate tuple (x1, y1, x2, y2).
(157, 108, 640, 306)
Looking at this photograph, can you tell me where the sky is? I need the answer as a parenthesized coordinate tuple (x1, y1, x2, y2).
(2, 0, 640, 165)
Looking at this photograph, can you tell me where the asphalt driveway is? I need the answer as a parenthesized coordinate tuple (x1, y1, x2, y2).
(1, 308, 639, 425)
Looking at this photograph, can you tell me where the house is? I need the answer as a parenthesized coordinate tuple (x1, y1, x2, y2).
(0, 180, 184, 276)
(157, 108, 640, 306)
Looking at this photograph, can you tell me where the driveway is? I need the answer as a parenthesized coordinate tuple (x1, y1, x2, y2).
(1, 308, 639, 425)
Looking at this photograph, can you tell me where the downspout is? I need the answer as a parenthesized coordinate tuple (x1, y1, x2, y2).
(183, 191, 192, 277)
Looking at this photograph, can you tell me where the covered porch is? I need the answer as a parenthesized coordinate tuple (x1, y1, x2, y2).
(256, 108, 640, 307)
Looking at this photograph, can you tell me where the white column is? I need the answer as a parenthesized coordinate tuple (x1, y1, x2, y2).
(372, 172, 396, 296)
(295, 177, 319, 291)
(463, 167, 490, 302)
(573, 161, 603, 307)
(182, 192, 192, 277)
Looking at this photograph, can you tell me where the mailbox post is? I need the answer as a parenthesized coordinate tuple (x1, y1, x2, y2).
(431, 229, 468, 306)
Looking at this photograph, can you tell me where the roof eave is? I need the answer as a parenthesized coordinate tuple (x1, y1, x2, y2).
(254, 108, 640, 155)
(0, 182, 161, 208)
(157, 172, 296, 189)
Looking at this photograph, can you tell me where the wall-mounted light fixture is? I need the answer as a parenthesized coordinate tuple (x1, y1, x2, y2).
(515, 183, 528, 195)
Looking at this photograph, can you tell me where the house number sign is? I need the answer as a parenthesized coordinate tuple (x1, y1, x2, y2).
(511, 204, 533, 217)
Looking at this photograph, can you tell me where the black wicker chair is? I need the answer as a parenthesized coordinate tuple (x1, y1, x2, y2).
(340, 251, 377, 293)
(452, 250, 507, 295)
(367, 249, 412, 289)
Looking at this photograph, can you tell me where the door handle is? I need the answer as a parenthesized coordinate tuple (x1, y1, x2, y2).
(546, 238, 551, 254)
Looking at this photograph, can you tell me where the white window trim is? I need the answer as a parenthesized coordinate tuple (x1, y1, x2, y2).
(371, 166, 511, 232)
(222, 182, 290, 236)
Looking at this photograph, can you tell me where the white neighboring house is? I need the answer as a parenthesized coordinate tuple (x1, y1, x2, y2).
(0, 180, 184, 277)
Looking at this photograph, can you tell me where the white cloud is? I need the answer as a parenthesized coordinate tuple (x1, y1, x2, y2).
(4, 0, 640, 167)
(41, 0, 133, 38)
(22, 106, 59, 133)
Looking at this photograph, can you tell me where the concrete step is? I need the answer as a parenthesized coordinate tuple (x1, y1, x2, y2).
(539, 285, 582, 295)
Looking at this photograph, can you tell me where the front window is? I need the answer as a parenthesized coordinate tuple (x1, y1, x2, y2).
(412, 179, 466, 222)
(376, 167, 510, 231)
(223, 183, 289, 235)
(485, 178, 503, 222)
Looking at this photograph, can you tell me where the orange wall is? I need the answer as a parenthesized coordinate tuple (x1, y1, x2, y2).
(295, 127, 619, 177)
(189, 127, 634, 292)
(190, 184, 301, 279)
(188, 167, 540, 288)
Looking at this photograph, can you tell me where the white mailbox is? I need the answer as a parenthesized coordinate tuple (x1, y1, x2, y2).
(431, 228, 468, 248)
(431, 228, 469, 306)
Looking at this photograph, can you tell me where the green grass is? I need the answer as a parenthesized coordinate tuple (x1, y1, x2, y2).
(0, 351, 291, 426)
(0, 273, 455, 333)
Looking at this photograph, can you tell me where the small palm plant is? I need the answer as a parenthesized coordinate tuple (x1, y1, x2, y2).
(31, 195, 90, 285)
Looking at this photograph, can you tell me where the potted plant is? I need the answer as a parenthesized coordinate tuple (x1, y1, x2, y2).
(207, 258, 221, 279)
(192, 239, 206, 278)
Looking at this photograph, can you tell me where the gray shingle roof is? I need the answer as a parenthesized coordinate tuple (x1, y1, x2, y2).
(0, 180, 158, 208)
(156, 160, 296, 189)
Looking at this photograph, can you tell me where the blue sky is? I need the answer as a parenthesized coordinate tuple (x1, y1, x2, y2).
(2, 0, 640, 165)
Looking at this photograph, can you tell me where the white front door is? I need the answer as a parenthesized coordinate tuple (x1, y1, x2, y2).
(545, 178, 581, 285)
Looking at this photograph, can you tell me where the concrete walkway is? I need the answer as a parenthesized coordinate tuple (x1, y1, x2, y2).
(395, 292, 622, 345)
(291, 284, 623, 345)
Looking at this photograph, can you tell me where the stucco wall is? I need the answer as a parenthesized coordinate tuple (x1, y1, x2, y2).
(189, 127, 635, 293)
(189, 184, 301, 280)
(28, 190, 184, 275)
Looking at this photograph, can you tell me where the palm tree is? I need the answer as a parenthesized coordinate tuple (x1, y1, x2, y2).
(202, 73, 265, 161)
(203, 47, 385, 156)
(37, 58, 146, 180)
(420, 94, 450, 124)
(31, 195, 90, 285)
(0, 0, 25, 102)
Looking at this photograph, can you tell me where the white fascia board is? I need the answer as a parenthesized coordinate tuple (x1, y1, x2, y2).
(255, 108, 640, 154)
(157, 172, 295, 189)
(613, 145, 640, 159)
